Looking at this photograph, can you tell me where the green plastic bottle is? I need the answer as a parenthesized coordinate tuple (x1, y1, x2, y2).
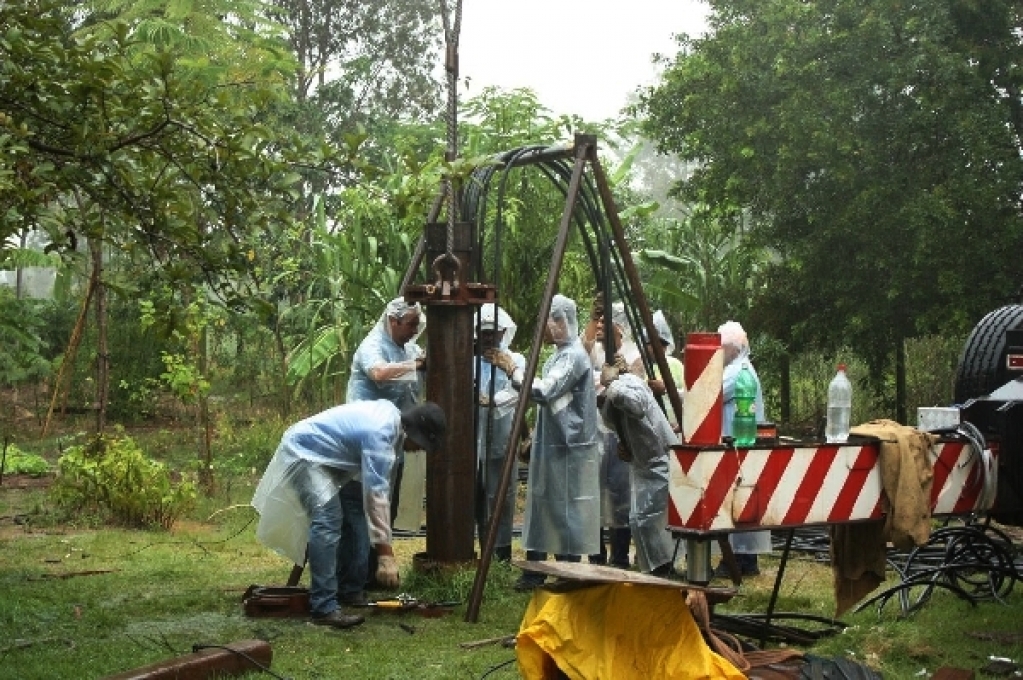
(732, 364, 758, 446)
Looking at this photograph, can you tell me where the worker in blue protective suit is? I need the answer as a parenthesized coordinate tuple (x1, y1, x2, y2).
(515, 294, 602, 591)
(644, 309, 686, 430)
(342, 297, 425, 601)
(251, 400, 447, 629)
(346, 297, 425, 409)
(717, 320, 770, 577)
(581, 298, 635, 569)
(474, 303, 526, 563)
(599, 370, 678, 575)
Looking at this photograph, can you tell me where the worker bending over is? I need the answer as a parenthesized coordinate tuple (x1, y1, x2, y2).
(251, 400, 446, 628)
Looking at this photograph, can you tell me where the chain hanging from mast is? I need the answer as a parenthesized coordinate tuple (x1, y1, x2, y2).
(435, 0, 463, 291)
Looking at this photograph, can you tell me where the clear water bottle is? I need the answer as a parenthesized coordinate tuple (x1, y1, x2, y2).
(825, 364, 852, 443)
(732, 364, 758, 446)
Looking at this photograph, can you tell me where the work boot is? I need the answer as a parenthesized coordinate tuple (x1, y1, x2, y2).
(310, 610, 365, 629)
(494, 545, 512, 563)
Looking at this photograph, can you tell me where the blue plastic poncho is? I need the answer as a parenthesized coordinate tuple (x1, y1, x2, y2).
(476, 303, 526, 548)
(522, 295, 601, 556)
(346, 297, 424, 410)
(718, 320, 771, 555)
(602, 373, 677, 572)
(251, 400, 404, 565)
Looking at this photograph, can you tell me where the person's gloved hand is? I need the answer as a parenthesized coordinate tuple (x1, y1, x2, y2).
(483, 348, 517, 376)
(616, 441, 634, 463)
(376, 555, 400, 589)
(600, 363, 620, 387)
(517, 429, 533, 463)
(613, 351, 629, 374)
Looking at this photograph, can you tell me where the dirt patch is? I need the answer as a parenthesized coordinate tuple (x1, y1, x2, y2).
(0, 474, 53, 490)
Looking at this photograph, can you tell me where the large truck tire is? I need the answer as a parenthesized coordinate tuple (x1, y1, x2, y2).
(954, 305, 1023, 404)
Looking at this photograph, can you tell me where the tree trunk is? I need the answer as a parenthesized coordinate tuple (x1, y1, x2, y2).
(91, 237, 109, 433)
(896, 338, 907, 425)
(41, 264, 96, 438)
(198, 323, 214, 492)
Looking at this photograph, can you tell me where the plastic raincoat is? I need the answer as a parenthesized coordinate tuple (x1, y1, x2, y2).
(251, 400, 404, 566)
(587, 302, 635, 530)
(601, 373, 676, 572)
(346, 297, 425, 410)
(719, 321, 771, 555)
(476, 303, 526, 549)
(522, 295, 601, 556)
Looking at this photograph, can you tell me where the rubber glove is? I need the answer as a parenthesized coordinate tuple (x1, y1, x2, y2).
(376, 555, 400, 589)
(483, 348, 517, 376)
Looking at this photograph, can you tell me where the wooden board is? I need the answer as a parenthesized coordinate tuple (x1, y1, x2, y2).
(512, 560, 736, 600)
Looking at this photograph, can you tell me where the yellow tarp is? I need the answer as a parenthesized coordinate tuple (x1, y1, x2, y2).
(516, 583, 746, 680)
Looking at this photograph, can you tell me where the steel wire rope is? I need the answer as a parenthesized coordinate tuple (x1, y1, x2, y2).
(470, 145, 545, 537)
(438, 0, 462, 260)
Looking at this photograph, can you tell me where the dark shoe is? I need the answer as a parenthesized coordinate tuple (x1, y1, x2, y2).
(494, 545, 513, 563)
(736, 554, 761, 576)
(714, 556, 760, 578)
(339, 591, 369, 606)
(514, 575, 545, 592)
(310, 610, 365, 629)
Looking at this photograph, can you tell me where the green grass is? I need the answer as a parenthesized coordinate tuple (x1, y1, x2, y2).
(2, 413, 1022, 679)
(3, 493, 1022, 680)
(0, 485, 526, 680)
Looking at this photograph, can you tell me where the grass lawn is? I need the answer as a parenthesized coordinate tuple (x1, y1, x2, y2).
(2, 473, 1022, 679)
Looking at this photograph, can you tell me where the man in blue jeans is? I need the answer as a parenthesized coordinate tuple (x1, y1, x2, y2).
(252, 400, 446, 629)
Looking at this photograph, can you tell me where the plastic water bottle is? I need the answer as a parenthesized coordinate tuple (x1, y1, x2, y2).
(732, 364, 758, 446)
(825, 364, 852, 443)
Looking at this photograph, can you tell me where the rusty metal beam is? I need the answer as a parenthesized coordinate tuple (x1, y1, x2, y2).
(424, 303, 477, 563)
(590, 155, 686, 423)
(465, 137, 592, 622)
(101, 640, 272, 680)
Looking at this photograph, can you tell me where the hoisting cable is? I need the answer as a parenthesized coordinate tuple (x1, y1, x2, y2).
(436, 0, 463, 292)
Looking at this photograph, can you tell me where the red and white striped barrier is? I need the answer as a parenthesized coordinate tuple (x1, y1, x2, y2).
(667, 439, 995, 533)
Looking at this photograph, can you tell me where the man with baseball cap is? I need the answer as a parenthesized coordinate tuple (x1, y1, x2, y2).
(252, 400, 447, 629)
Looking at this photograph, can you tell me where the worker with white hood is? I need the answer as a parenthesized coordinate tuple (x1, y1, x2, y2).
(341, 296, 425, 601)
(516, 294, 601, 590)
(474, 303, 526, 562)
(599, 367, 678, 575)
(251, 400, 447, 628)
(717, 320, 770, 577)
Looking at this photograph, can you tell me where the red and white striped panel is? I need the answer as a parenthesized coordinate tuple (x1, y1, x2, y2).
(929, 440, 995, 515)
(667, 440, 993, 533)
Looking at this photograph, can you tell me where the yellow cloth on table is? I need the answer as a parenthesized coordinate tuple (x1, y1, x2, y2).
(831, 419, 936, 616)
(516, 583, 745, 680)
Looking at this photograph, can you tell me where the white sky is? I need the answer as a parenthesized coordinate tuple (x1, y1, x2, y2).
(457, 0, 710, 122)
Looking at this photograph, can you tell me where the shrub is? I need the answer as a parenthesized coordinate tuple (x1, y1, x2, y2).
(51, 429, 196, 529)
(0, 443, 50, 476)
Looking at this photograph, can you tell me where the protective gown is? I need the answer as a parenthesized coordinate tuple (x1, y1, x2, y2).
(475, 304, 526, 549)
(601, 373, 676, 572)
(650, 310, 685, 428)
(251, 400, 403, 567)
(522, 295, 601, 557)
(346, 297, 424, 410)
(587, 303, 636, 531)
(720, 327, 772, 556)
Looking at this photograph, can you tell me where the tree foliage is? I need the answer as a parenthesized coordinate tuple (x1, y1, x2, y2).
(640, 0, 1023, 379)
(0, 0, 323, 308)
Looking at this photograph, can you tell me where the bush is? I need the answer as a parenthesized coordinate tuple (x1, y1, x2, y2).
(51, 429, 197, 529)
(0, 443, 50, 476)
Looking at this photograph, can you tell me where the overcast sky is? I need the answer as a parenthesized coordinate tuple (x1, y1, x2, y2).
(457, 0, 710, 122)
